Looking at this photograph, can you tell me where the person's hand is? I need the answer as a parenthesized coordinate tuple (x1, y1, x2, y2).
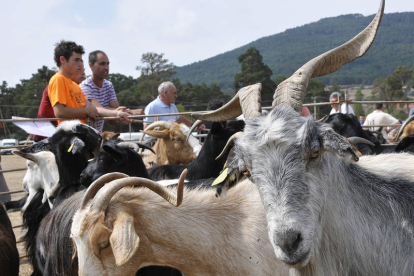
(117, 111, 133, 124)
(85, 101, 99, 120)
(198, 124, 206, 131)
(131, 109, 144, 115)
(116, 106, 130, 112)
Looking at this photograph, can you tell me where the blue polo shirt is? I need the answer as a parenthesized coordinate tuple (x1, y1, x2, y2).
(144, 96, 180, 124)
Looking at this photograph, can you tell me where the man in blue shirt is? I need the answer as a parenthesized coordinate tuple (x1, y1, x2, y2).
(144, 81, 205, 130)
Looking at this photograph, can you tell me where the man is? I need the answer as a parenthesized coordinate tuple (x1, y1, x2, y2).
(363, 103, 400, 140)
(80, 50, 144, 132)
(359, 114, 366, 125)
(34, 68, 87, 141)
(144, 81, 205, 130)
(329, 92, 355, 115)
(48, 41, 131, 127)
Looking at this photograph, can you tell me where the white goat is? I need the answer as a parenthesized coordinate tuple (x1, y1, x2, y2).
(13, 151, 59, 210)
(71, 174, 289, 276)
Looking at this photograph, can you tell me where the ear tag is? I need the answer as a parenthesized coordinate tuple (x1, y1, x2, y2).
(212, 167, 229, 186)
(223, 161, 227, 169)
(68, 142, 75, 153)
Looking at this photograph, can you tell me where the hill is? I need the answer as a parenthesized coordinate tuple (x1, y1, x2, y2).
(173, 12, 414, 89)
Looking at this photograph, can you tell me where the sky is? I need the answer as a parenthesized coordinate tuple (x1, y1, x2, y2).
(1, 0, 413, 87)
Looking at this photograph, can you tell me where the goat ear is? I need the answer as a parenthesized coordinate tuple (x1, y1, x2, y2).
(110, 212, 140, 266)
(68, 137, 86, 155)
(318, 125, 359, 162)
(141, 130, 169, 139)
(103, 145, 123, 162)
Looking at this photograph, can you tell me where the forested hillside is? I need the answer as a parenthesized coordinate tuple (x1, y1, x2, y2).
(174, 12, 414, 88)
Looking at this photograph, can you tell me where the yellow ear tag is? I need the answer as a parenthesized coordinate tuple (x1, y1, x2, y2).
(223, 161, 227, 169)
(68, 142, 74, 153)
(212, 168, 229, 186)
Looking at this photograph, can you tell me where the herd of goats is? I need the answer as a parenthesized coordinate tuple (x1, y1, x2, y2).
(3, 0, 414, 275)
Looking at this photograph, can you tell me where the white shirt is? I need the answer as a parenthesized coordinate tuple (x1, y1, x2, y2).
(363, 110, 399, 138)
(330, 103, 355, 115)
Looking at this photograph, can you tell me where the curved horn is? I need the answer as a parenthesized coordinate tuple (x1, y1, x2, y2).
(139, 121, 175, 143)
(395, 115, 414, 141)
(91, 169, 187, 213)
(80, 172, 130, 209)
(216, 131, 244, 160)
(191, 83, 262, 122)
(186, 119, 204, 141)
(347, 137, 375, 147)
(273, 0, 385, 112)
(117, 142, 139, 152)
(317, 115, 328, 122)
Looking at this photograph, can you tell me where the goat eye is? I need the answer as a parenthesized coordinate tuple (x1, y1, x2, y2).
(310, 150, 319, 159)
(99, 241, 109, 249)
(242, 169, 250, 177)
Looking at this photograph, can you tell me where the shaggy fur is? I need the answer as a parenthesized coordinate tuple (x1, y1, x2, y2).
(230, 107, 414, 275)
(72, 179, 288, 276)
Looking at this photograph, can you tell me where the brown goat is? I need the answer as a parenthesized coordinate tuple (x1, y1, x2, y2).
(141, 122, 200, 166)
(0, 202, 19, 276)
(71, 175, 288, 276)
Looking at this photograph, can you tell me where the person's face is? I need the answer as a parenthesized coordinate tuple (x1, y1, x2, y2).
(360, 116, 365, 123)
(71, 68, 86, 84)
(62, 52, 83, 76)
(330, 97, 339, 111)
(90, 53, 109, 80)
(165, 86, 178, 104)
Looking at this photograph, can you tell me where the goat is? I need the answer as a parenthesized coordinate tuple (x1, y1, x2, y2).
(80, 140, 152, 186)
(12, 151, 58, 210)
(220, 107, 414, 275)
(17, 120, 102, 275)
(71, 172, 289, 276)
(149, 120, 245, 180)
(189, 1, 407, 274)
(141, 121, 201, 166)
(0, 202, 19, 276)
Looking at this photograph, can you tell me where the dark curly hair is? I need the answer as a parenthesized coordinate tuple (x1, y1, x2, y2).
(54, 40, 85, 67)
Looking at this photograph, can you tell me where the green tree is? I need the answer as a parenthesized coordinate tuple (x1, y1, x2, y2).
(233, 47, 275, 104)
(353, 87, 364, 117)
(136, 53, 176, 100)
(107, 73, 138, 93)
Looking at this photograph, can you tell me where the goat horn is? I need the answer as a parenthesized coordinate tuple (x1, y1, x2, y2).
(273, 0, 384, 112)
(347, 137, 375, 147)
(216, 131, 244, 160)
(191, 83, 262, 122)
(139, 121, 175, 143)
(186, 119, 204, 141)
(80, 172, 130, 209)
(395, 115, 414, 141)
(317, 115, 328, 122)
(116, 142, 139, 152)
(91, 169, 187, 213)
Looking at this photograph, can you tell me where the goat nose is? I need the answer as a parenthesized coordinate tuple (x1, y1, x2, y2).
(274, 230, 302, 254)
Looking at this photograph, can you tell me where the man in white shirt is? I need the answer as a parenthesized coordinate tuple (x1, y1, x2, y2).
(363, 103, 400, 140)
(329, 92, 355, 115)
(144, 81, 205, 130)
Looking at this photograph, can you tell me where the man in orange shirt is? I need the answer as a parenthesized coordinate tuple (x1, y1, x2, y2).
(48, 40, 131, 126)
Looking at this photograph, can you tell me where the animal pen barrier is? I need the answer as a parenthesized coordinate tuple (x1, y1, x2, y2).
(0, 98, 413, 273)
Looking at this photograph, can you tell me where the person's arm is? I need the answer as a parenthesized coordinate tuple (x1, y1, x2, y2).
(90, 99, 132, 124)
(53, 100, 98, 120)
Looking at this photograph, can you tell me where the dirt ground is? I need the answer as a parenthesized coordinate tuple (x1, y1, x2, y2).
(1, 154, 33, 275)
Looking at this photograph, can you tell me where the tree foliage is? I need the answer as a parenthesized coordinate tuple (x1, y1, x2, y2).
(136, 52, 176, 99)
(234, 47, 275, 104)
